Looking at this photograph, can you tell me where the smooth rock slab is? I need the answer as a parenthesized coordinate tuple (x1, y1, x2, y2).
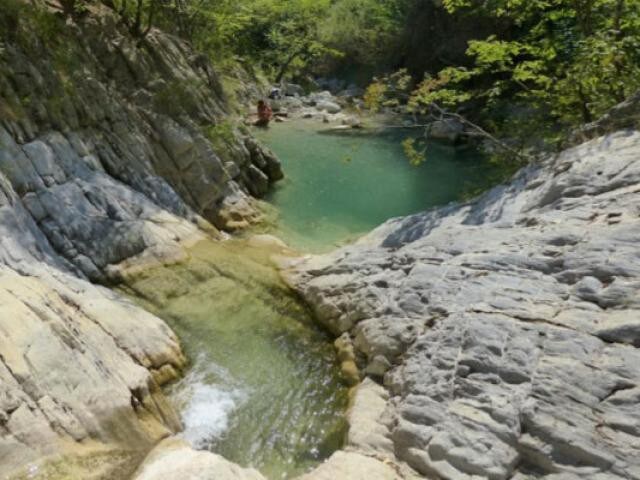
(132, 438, 266, 480)
(299, 451, 403, 480)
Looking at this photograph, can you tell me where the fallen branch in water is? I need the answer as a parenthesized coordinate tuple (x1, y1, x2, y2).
(430, 103, 530, 161)
(383, 103, 532, 162)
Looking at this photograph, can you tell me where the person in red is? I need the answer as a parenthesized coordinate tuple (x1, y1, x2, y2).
(255, 99, 273, 127)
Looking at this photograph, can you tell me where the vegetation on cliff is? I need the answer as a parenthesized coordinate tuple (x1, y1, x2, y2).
(2, 0, 639, 159)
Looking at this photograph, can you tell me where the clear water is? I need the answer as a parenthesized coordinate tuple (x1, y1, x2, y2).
(255, 122, 500, 251)
(122, 122, 501, 480)
(123, 241, 348, 480)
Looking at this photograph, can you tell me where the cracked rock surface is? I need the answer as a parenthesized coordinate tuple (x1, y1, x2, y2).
(0, 9, 280, 480)
(0, 11, 282, 282)
(286, 130, 640, 480)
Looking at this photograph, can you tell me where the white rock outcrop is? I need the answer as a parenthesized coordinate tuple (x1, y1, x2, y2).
(132, 439, 266, 480)
(286, 130, 640, 480)
(0, 9, 282, 479)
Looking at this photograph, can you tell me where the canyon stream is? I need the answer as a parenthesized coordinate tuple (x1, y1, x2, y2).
(122, 122, 501, 479)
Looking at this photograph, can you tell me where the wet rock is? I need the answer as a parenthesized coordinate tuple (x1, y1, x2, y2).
(246, 234, 288, 250)
(0, 264, 186, 477)
(0, 12, 284, 479)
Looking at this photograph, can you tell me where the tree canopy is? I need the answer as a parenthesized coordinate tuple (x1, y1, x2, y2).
(407, 0, 640, 147)
(4, 0, 639, 152)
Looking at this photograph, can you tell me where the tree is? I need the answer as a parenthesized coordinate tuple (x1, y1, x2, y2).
(318, 0, 403, 67)
(106, 0, 158, 37)
(408, 0, 640, 145)
(267, 3, 339, 84)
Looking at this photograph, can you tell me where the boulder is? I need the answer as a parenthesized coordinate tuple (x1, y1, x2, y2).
(283, 83, 306, 97)
(427, 118, 465, 142)
(132, 438, 265, 480)
(310, 91, 336, 103)
(282, 96, 304, 110)
(317, 101, 342, 114)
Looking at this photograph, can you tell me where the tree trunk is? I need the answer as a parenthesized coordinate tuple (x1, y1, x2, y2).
(275, 49, 304, 84)
(141, 0, 156, 38)
(577, 85, 593, 123)
(133, 0, 143, 35)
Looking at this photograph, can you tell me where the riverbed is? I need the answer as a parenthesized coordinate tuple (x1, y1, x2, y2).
(123, 121, 501, 479)
(122, 240, 348, 479)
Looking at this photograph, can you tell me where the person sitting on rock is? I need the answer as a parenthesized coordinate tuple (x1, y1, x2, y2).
(255, 99, 273, 127)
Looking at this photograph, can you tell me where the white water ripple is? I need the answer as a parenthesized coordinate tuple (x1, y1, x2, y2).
(171, 355, 247, 449)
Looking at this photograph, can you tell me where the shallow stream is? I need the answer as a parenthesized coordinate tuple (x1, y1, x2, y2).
(125, 121, 501, 479)
(123, 241, 348, 479)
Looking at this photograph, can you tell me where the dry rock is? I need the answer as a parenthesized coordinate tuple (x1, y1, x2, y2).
(288, 130, 640, 479)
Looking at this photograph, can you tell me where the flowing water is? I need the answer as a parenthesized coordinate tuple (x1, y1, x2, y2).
(124, 121, 501, 479)
(123, 241, 348, 479)
(255, 122, 501, 251)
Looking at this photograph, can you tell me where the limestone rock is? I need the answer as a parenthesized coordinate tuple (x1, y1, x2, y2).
(427, 118, 465, 143)
(0, 13, 282, 245)
(347, 379, 394, 454)
(0, 10, 283, 479)
(287, 130, 640, 479)
(0, 265, 186, 478)
(283, 83, 306, 97)
(132, 438, 266, 480)
(317, 100, 342, 114)
(299, 451, 402, 480)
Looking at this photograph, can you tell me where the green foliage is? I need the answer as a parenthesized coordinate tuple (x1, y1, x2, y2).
(364, 69, 413, 111)
(410, 0, 640, 146)
(109, 0, 157, 37)
(203, 119, 241, 163)
(409, 67, 474, 110)
(363, 81, 387, 112)
(0, 0, 22, 40)
(0, 0, 66, 47)
(144, 0, 408, 82)
(155, 0, 341, 82)
(318, 0, 403, 66)
(402, 137, 427, 166)
(153, 78, 206, 116)
(204, 120, 236, 145)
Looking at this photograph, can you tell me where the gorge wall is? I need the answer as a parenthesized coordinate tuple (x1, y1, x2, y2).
(285, 129, 640, 479)
(0, 4, 280, 479)
(0, 4, 283, 282)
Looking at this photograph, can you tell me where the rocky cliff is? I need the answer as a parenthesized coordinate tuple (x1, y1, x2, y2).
(0, 3, 283, 282)
(0, 4, 280, 479)
(286, 129, 640, 479)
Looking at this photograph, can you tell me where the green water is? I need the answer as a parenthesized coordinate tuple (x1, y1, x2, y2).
(256, 122, 500, 251)
(123, 241, 348, 479)
(122, 122, 501, 479)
